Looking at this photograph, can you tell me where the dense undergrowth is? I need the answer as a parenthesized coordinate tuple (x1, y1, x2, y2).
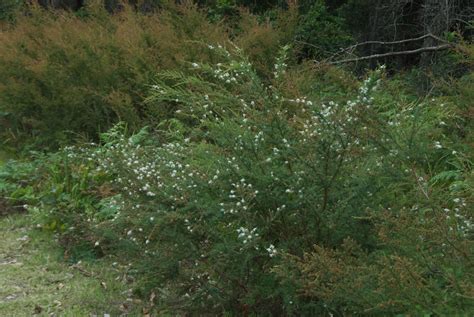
(1, 2, 473, 316)
(0, 2, 297, 150)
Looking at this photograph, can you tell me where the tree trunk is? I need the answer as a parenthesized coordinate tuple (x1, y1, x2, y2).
(420, 0, 452, 65)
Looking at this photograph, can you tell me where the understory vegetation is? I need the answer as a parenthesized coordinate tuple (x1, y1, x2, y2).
(1, 1, 473, 315)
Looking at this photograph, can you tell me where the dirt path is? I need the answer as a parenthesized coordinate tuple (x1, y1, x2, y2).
(0, 214, 144, 316)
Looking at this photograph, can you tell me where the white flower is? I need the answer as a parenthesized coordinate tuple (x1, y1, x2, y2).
(266, 244, 277, 257)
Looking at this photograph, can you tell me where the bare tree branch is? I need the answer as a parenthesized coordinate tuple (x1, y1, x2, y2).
(333, 33, 451, 57)
(327, 44, 453, 65)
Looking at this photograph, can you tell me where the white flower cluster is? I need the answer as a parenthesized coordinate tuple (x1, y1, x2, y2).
(266, 244, 277, 257)
(444, 197, 472, 236)
(273, 45, 290, 79)
(237, 227, 258, 244)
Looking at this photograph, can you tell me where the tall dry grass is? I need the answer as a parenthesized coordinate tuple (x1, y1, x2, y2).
(0, 1, 295, 149)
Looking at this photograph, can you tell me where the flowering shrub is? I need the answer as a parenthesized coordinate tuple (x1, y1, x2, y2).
(4, 43, 471, 315)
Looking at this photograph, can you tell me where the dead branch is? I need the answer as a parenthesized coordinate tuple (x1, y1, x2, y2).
(70, 264, 94, 277)
(340, 33, 451, 53)
(324, 33, 453, 64)
(328, 44, 453, 65)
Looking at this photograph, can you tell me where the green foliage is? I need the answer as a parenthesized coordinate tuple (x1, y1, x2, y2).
(294, 0, 352, 59)
(0, 3, 472, 316)
(0, 215, 147, 316)
(198, 0, 286, 15)
(4, 45, 470, 315)
(0, 3, 300, 151)
(0, 148, 106, 258)
(0, 3, 230, 150)
(0, 0, 22, 23)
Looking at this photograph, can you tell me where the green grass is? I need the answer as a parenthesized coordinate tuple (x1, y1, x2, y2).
(0, 151, 9, 166)
(0, 214, 146, 316)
